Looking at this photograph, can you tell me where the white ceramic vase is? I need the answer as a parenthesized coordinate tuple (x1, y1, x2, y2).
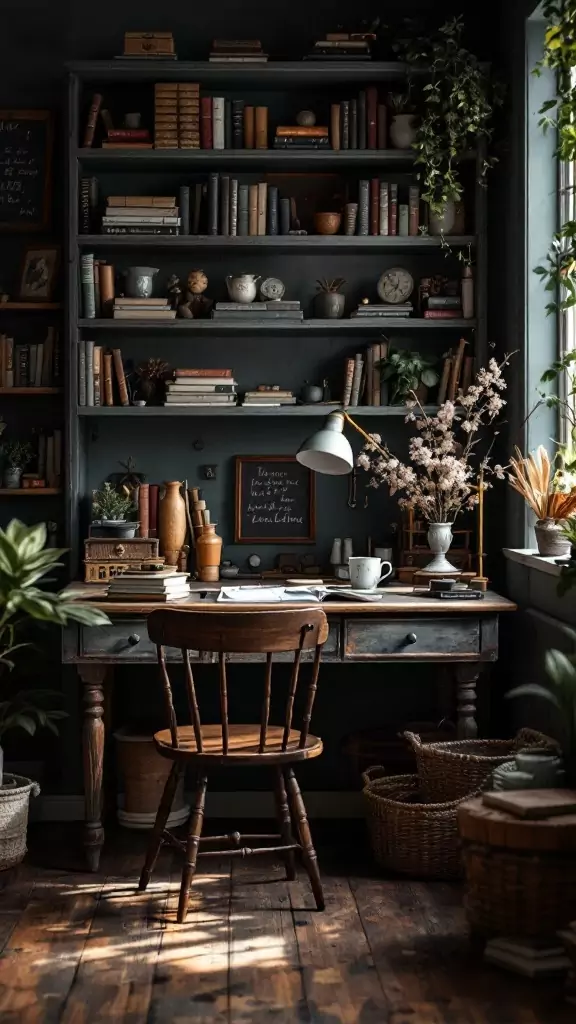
(389, 114, 417, 149)
(429, 201, 456, 236)
(425, 522, 459, 574)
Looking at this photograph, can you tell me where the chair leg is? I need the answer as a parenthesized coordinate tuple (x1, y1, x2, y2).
(139, 761, 182, 892)
(285, 767, 325, 911)
(177, 774, 208, 924)
(274, 766, 296, 881)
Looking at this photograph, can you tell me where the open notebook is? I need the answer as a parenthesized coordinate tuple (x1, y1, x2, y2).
(217, 586, 384, 603)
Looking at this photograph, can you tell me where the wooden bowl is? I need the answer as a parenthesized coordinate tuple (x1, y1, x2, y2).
(314, 212, 341, 235)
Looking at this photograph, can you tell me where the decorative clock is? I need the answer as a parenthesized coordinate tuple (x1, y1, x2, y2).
(377, 267, 414, 305)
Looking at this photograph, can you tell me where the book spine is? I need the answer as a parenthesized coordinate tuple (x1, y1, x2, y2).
(379, 182, 389, 235)
(179, 186, 190, 234)
(398, 204, 409, 237)
(244, 105, 255, 148)
(350, 353, 364, 406)
(81, 254, 95, 318)
(371, 341, 381, 407)
(280, 197, 291, 235)
(192, 183, 202, 234)
(257, 182, 267, 235)
(248, 184, 258, 235)
(29, 344, 37, 387)
(330, 104, 341, 150)
(389, 183, 398, 236)
(229, 179, 239, 236)
(232, 100, 244, 148)
(349, 99, 358, 150)
(78, 340, 86, 406)
(220, 176, 230, 236)
(238, 185, 249, 235)
(366, 87, 377, 149)
(437, 356, 452, 406)
(34, 342, 44, 387)
(4, 337, 13, 388)
(341, 101, 350, 150)
(408, 185, 419, 237)
(448, 338, 467, 402)
(112, 348, 129, 406)
(99, 264, 115, 317)
(461, 354, 474, 394)
(149, 485, 159, 538)
(342, 357, 355, 407)
(358, 91, 367, 149)
(93, 261, 102, 317)
(83, 93, 102, 147)
(103, 351, 113, 405)
(101, 226, 180, 236)
(423, 310, 463, 319)
(255, 106, 268, 149)
(93, 345, 102, 406)
(0, 335, 5, 388)
(80, 178, 90, 233)
(358, 180, 369, 235)
(138, 484, 150, 538)
(379, 338, 389, 404)
(377, 103, 387, 148)
(212, 97, 225, 149)
(370, 178, 379, 236)
(365, 343, 373, 407)
(224, 98, 232, 148)
(200, 96, 213, 149)
(267, 185, 279, 235)
(85, 340, 94, 406)
(208, 173, 219, 235)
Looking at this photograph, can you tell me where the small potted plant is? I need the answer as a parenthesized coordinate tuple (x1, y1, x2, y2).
(314, 278, 346, 319)
(378, 347, 440, 405)
(1, 440, 33, 489)
(92, 482, 137, 538)
(387, 93, 417, 149)
(507, 446, 576, 557)
(132, 359, 170, 406)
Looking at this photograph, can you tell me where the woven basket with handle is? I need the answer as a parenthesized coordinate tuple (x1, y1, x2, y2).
(0, 774, 40, 871)
(404, 728, 558, 803)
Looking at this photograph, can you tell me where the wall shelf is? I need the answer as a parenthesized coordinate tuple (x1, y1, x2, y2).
(76, 148, 475, 170)
(0, 387, 63, 394)
(0, 488, 62, 496)
(0, 302, 62, 311)
(77, 404, 435, 418)
(78, 317, 476, 332)
(78, 234, 475, 252)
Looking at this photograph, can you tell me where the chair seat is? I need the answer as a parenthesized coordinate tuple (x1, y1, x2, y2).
(154, 723, 323, 764)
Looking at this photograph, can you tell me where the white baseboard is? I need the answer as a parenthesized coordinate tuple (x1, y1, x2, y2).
(32, 791, 363, 822)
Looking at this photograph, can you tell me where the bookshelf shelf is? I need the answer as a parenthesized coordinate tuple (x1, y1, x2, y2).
(78, 317, 476, 332)
(68, 60, 439, 86)
(0, 387, 63, 395)
(0, 302, 62, 311)
(78, 234, 476, 252)
(77, 148, 475, 170)
(77, 405, 438, 418)
(0, 488, 62, 496)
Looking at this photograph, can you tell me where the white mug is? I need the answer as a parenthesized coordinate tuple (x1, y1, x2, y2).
(348, 556, 392, 590)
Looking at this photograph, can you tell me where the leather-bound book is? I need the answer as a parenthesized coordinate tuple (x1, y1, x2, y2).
(448, 337, 467, 401)
(208, 173, 219, 235)
(370, 178, 379, 235)
(244, 105, 255, 148)
(437, 356, 452, 405)
(220, 176, 230, 235)
(340, 101, 350, 150)
(212, 97, 225, 149)
(365, 343, 373, 407)
(99, 264, 115, 318)
(238, 185, 249, 235)
(280, 197, 291, 235)
(200, 96, 213, 149)
(379, 182, 389, 235)
(85, 340, 94, 406)
(230, 179, 239, 236)
(350, 99, 358, 149)
(350, 353, 364, 406)
(257, 182, 268, 235)
(103, 351, 114, 405)
(371, 341, 382, 406)
(138, 484, 150, 538)
(232, 100, 244, 147)
(330, 104, 341, 150)
(83, 93, 102, 147)
(358, 91, 367, 149)
(342, 357, 355, 407)
(267, 186, 279, 235)
(358, 180, 369, 235)
(78, 340, 86, 407)
(179, 186, 190, 234)
(255, 106, 268, 148)
(409, 185, 420, 236)
(398, 204, 409, 236)
(248, 184, 258, 235)
(366, 87, 378, 148)
(224, 99, 232, 148)
(388, 183, 398, 235)
(149, 485, 159, 538)
(112, 348, 129, 406)
(377, 103, 387, 148)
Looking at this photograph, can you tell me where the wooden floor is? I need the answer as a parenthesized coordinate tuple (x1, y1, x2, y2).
(0, 825, 571, 1024)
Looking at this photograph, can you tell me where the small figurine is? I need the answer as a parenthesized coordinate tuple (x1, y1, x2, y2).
(167, 274, 182, 311)
(177, 269, 213, 319)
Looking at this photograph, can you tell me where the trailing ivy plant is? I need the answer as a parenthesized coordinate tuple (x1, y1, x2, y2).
(396, 17, 501, 214)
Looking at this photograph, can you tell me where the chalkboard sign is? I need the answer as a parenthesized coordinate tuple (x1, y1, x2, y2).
(235, 456, 315, 543)
(0, 110, 52, 231)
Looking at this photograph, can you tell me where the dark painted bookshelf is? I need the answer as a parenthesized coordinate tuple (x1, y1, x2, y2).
(77, 405, 440, 418)
(78, 235, 476, 252)
(78, 317, 477, 332)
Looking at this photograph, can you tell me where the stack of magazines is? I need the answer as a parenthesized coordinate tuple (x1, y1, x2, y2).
(107, 569, 190, 602)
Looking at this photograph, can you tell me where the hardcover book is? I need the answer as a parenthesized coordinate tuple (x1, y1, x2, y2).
(267, 185, 279, 235)
(340, 100, 350, 150)
(220, 176, 230, 236)
(238, 185, 249, 235)
(248, 184, 258, 235)
(208, 173, 219, 235)
(232, 100, 244, 148)
(350, 99, 358, 149)
(244, 106, 255, 148)
(370, 178, 379, 236)
(358, 180, 369, 236)
(85, 340, 94, 406)
(330, 105, 340, 150)
(200, 96, 213, 149)
(358, 91, 367, 149)
(366, 87, 377, 149)
(212, 97, 225, 150)
(388, 183, 398, 236)
(255, 107, 268, 149)
(230, 179, 239, 236)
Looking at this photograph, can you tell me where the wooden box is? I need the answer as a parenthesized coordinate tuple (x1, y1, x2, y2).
(124, 32, 175, 56)
(84, 537, 159, 562)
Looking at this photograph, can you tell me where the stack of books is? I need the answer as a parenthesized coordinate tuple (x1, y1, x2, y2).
(274, 126, 330, 149)
(209, 39, 268, 62)
(155, 83, 200, 149)
(351, 303, 413, 319)
(330, 88, 386, 150)
(0, 327, 61, 387)
(211, 301, 303, 322)
(242, 388, 296, 408)
(165, 368, 238, 408)
(108, 569, 191, 603)
(306, 34, 372, 61)
(423, 296, 463, 320)
(83, 94, 153, 149)
(102, 196, 181, 235)
(113, 298, 176, 321)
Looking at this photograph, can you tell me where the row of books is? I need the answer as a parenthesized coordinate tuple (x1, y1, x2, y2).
(77, 342, 129, 407)
(342, 342, 389, 408)
(330, 90, 387, 150)
(80, 255, 114, 318)
(0, 329, 60, 388)
(182, 176, 293, 237)
(353, 181, 420, 237)
(154, 82, 199, 150)
(438, 339, 474, 404)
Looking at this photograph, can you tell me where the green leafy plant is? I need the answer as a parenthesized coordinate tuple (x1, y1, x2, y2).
(92, 482, 135, 522)
(1, 440, 33, 470)
(0, 521, 109, 774)
(379, 347, 439, 404)
(386, 92, 415, 115)
(315, 278, 346, 293)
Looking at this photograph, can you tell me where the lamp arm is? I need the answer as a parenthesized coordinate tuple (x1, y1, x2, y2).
(342, 410, 389, 460)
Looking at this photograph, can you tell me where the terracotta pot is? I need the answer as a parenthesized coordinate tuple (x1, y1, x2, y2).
(158, 481, 186, 565)
(196, 523, 223, 582)
(314, 212, 341, 235)
(114, 729, 188, 830)
(534, 519, 570, 557)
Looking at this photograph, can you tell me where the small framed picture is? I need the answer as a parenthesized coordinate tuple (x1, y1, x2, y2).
(19, 246, 59, 302)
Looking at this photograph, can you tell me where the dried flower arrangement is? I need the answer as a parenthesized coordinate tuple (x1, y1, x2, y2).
(508, 446, 576, 522)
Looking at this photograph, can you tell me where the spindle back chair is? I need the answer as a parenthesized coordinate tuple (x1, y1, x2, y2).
(138, 606, 329, 923)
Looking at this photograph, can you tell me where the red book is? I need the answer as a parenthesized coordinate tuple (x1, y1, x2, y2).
(107, 129, 150, 140)
(370, 178, 379, 236)
(423, 309, 463, 319)
(149, 485, 159, 538)
(366, 87, 378, 149)
(388, 183, 398, 236)
(174, 368, 232, 377)
(200, 96, 213, 149)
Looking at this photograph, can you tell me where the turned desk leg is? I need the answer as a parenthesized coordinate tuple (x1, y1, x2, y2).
(455, 664, 479, 739)
(79, 665, 109, 872)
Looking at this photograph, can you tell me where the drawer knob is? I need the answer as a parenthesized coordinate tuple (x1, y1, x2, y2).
(405, 632, 418, 645)
(128, 633, 141, 646)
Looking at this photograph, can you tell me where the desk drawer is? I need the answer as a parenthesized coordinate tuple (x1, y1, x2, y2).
(80, 620, 186, 661)
(344, 617, 480, 660)
(224, 621, 340, 663)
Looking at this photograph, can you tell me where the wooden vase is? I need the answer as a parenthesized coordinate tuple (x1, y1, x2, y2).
(158, 481, 186, 565)
(196, 523, 223, 582)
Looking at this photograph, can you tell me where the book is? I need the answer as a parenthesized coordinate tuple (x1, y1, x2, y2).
(78, 340, 86, 406)
(330, 105, 341, 150)
(238, 185, 249, 235)
(112, 348, 129, 406)
(229, 179, 239, 236)
(257, 182, 267, 235)
(409, 186, 419, 236)
(342, 357, 355, 407)
(267, 186, 278, 235)
(218, 585, 385, 604)
(482, 788, 576, 819)
(93, 345, 102, 406)
(103, 351, 113, 405)
(366, 87, 377, 148)
(42, 331, 53, 386)
(220, 176, 230, 236)
(83, 93, 102, 147)
(248, 184, 258, 236)
(358, 90, 367, 149)
(208, 173, 219, 235)
(389, 183, 398, 235)
(200, 96, 213, 149)
(372, 340, 383, 406)
(350, 100, 358, 149)
(224, 98, 232, 148)
(113, 310, 176, 320)
(138, 484, 150, 538)
(275, 126, 329, 137)
(448, 338, 467, 402)
(174, 368, 233, 377)
(215, 301, 300, 310)
(34, 343, 44, 387)
(358, 180, 369, 235)
(101, 226, 181, 236)
(212, 310, 303, 320)
(212, 97, 225, 149)
(232, 100, 244, 148)
(80, 178, 91, 233)
(350, 353, 364, 406)
(99, 264, 115, 318)
(423, 310, 463, 320)
(81, 253, 95, 318)
(93, 261, 102, 317)
(370, 178, 379, 236)
(29, 344, 37, 387)
(102, 216, 180, 226)
(273, 136, 330, 148)
(107, 129, 149, 140)
(379, 182, 389, 235)
(398, 204, 409, 237)
(437, 357, 452, 405)
(341, 100, 350, 150)
(166, 383, 237, 393)
(85, 340, 94, 406)
(102, 142, 153, 149)
(244, 106, 255, 148)
(255, 106, 268, 149)
(377, 103, 387, 148)
(461, 355, 474, 395)
(165, 394, 237, 403)
(179, 186, 190, 234)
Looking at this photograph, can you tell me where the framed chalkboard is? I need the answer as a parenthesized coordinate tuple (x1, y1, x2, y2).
(0, 110, 52, 231)
(235, 456, 315, 544)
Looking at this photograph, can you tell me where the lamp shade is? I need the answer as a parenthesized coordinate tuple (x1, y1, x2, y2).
(296, 411, 354, 476)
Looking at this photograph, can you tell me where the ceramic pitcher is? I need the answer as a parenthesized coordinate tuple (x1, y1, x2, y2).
(226, 274, 260, 304)
(125, 267, 159, 299)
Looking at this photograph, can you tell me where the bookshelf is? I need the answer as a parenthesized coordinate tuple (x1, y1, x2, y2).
(76, 405, 444, 418)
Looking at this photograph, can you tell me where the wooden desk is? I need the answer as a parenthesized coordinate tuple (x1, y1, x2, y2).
(62, 584, 515, 871)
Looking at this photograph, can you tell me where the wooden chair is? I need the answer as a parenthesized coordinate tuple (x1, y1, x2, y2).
(138, 606, 329, 923)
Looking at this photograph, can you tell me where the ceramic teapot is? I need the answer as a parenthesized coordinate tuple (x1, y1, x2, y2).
(226, 273, 260, 304)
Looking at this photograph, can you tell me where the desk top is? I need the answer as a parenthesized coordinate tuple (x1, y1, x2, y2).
(64, 582, 516, 617)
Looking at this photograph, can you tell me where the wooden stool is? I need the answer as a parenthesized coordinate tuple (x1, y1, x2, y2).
(138, 606, 329, 923)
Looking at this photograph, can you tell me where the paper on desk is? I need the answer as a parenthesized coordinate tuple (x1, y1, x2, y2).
(217, 586, 384, 603)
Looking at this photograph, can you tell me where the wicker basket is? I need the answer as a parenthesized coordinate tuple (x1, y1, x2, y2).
(0, 774, 40, 871)
(404, 729, 558, 802)
(362, 766, 467, 879)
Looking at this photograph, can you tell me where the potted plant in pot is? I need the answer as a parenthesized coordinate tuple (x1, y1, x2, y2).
(0, 520, 109, 870)
(387, 93, 418, 149)
(1, 441, 33, 490)
(314, 278, 346, 319)
(378, 347, 439, 405)
(92, 482, 137, 538)
(507, 446, 576, 557)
